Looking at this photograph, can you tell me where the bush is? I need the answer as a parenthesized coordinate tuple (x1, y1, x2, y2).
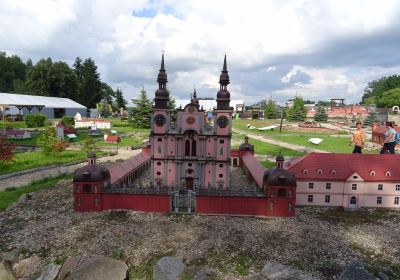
(25, 113, 47, 127)
(37, 127, 68, 156)
(62, 116, 75, 126)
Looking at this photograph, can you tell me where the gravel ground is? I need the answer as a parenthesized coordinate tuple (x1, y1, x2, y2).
(1, 180, 400, 279)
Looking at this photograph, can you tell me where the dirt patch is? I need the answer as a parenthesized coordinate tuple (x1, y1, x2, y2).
(1, 181, 400, 279)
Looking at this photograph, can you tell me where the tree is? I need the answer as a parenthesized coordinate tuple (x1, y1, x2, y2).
(376, 88, 400, 108)
(114, 88, 127, 110)
(168, 96, 177, 122)
(129, 87, 153, 128)
(264, 97, 279, 119)
(0, 136, 16, 164)
(314, 106, 328, 122)
(25, 58, 53, 96)
(37, 127, 68, 156)
(83, 138, 97, 154)
(74, 57, 102, 108)
(0, 52, 26, 93)
(286, 96, 307, 121)
(363, 111, 379, 126)
(362, 75, 400, 105)
(49, 61, 79, 99)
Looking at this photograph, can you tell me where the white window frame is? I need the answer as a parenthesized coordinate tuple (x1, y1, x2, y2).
(325, 195, 330, 203)
(377, 196, 382, 205)
(308, 195, 313, 203)
(352, 183, 357, 190)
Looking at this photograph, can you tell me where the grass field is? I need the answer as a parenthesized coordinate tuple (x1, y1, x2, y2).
(232, 134, 305, 156)
(269, 134, 379, 154)
(232, 119, 349, 136)
(0, 150, 106, 176)
(0, 174, 71, 211)
(0, 121, 28, 128)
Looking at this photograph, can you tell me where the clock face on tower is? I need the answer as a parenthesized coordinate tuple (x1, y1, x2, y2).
(154, 114, 166, 126)
(217, 115, 229, 128)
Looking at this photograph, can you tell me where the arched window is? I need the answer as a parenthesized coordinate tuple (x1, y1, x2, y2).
(370, 171, 375, 176)
(185, 140, 190, 156)
(303, 169, 308, 174)
(191, 140, 196, 156)
(331, 170, 336, 175)
(386, 171, 391, 177)
(317, 169, 322, 175)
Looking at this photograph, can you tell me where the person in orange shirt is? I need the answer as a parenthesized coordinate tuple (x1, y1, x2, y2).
(350, 121, 366, 154)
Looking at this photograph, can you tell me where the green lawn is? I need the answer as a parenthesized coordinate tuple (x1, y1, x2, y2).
(9, 137, 38, 146)
(0, 150, 105, 176)
(0, 174, 71, 211)
(232, 135, 305, 156)
(0, 121, 28, 128)
(232, 119, 349, 136)
(269, 134, 379, 154)
(260, 160, 277, 168)
(98, 136, 145, 147)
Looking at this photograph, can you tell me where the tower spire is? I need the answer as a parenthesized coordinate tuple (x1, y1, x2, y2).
(216, 55, 231, 110)
(154, 52, 170, 109)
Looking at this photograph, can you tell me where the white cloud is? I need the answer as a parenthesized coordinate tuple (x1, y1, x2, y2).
(0, 0, 399, 103)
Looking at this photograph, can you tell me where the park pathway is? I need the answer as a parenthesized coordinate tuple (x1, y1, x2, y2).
(0, 149, 141, 191)
(232, 128, 329, 153)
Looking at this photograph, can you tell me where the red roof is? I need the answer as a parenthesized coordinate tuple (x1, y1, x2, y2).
(109, 151, 150, 184)
(287, 153, 400, 182)
(105, 135, 120, 143)
(241, 152, 265, 188)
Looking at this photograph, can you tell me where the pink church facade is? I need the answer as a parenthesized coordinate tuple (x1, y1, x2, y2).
(150, 54, 232, 191)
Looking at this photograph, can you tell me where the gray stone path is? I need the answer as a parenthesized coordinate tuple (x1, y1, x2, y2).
(0, 149, 141, 191)
(233, 128, 329, 153)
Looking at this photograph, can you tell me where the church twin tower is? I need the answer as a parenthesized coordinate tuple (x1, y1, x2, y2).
(150, 55, 232, 190)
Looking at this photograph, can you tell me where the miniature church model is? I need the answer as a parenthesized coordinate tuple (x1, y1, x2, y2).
(73, 54, 298, 217)
(150, 54, 232, 190)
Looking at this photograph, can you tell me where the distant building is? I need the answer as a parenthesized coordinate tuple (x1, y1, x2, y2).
(74, 118, 112, 129)
(286, 153, 400, 209)
(0, 92, 86, 119)
(5, 129, 31, 139)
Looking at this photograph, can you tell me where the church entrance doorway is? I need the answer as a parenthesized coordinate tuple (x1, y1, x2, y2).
(186, 178, 193, 190)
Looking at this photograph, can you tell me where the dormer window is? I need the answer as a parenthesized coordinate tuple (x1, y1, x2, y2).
(317, 169, 322, 175)
(331, 170, 336, 175)
(370, 171, 375, 176)
(303, 169, 308, 174)
(385, 171, 391, 177)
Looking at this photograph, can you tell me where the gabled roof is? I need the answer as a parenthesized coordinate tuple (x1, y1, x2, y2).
(0, 93, 86, 109)
(287, 153, 400, 182)
(241, 152, 265, 188)
(109, 151, 150, 184)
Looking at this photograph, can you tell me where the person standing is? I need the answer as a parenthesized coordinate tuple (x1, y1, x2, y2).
(350, 121, 366, 154)
(380, 121, 397, 154)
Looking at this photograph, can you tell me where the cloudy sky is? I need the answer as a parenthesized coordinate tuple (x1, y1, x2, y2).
(1, 0, 400, 105)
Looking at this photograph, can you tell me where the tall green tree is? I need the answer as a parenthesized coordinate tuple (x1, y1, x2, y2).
(0, 52, 26, 93)
(74, 57, 102, 108)
(129, 87, 153, 128)
(286, 96, 306, 121)
(376, 88, 400, 108)
(114, 88, 127, 110)
(264, 97, 279, 119)
(362, 75, 400, 105)
(26, 58, 53, 96)
(26, 58, 79, 99)
(314, 106, 328, 122)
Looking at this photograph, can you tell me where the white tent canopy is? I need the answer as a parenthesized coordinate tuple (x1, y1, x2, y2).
(0, 93, 86, 109)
